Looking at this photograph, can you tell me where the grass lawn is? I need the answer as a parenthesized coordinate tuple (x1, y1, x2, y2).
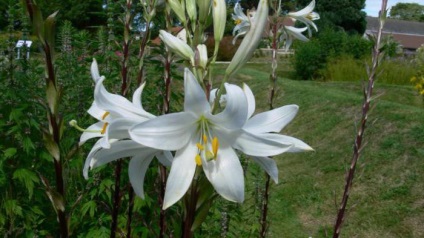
(215, 63, 424, 237)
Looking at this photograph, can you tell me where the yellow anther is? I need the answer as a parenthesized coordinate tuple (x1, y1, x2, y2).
(203, 135, 208, 143)
(102, 111, 110, 120)
(195, 154, 202, 166)
(234, 19, 242, 25)
(101, 122, 109, 134)
(212, 137, 219, 158)
(196, 143, 204, 150)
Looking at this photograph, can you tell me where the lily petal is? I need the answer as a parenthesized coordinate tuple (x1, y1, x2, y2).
(130, 112, 197, 151)
(251, 156, 278, 183)
(91, 59, 101, 83)
(244, 105, 298, 133)
(89, 141, 153, 169)
(184, 68, 211, 115)
(233, 130, 293, 157)
(242, 83, 255, 119)
(129, 154, 155, 199)
(163, 138, 198, 209)
(100, 118, 140, 149)
(202, 144, 244, 203)
(79, 122, 103, 145)
(87, 102, 107, 121)
(263, 134, 314, 152)
(211, 83, 248, 130)
(95, 77, 153, 120)
(156, 151, 173, 167)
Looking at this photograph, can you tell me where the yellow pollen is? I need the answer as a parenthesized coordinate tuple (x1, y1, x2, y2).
(203, 135, 208, 143)
(195, 155, 202, 166)
(234, 19, 242, 25)
(102, 111, 110, 120)
(212, 137, 219, 158)
(196, 143, 204, 150)
(101, 122, 109, 134)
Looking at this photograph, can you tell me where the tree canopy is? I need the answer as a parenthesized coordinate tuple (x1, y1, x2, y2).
(295, 0, 367, 34)
(389, 3, 424, 22)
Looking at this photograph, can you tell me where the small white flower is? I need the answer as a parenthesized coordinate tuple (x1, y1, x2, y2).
(287, 0, 320, 36)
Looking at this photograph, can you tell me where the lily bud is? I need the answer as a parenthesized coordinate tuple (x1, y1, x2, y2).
(212, 0, 226, 43)
(167, 0, 186, 24)
(195, 44, 208, 69)
(185, 0, 197, 23)
(197, 0, 211, 25)
(226, 0, 268, 77)
(159, 30, 194, 64)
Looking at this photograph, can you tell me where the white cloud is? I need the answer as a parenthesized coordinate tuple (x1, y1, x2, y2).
(365, 0, 424, 17)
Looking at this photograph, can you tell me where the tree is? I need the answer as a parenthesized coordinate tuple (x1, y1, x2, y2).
(297, 0, 367, 34)
(389, 3, 424, 22)
(36, 0, 106, 29)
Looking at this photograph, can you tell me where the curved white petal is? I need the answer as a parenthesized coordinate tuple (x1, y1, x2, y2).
(244, 105, 298, 133)
(79, 122, 103, 145)
(233, 130, 293, 157)
(264, 134, 314, 152)
(100, 118, 140, 149)
(242, 83, 255, 119)
(202, 144, 244, 203)
(95, 77, 153, 120)
(184, 68, 211, 115)
(130, 112, 196, 151)
(89, 141, 152, 169)
(156, 151, 173, 167)
(132, 82, 148, 111)
(285, 26, 310, 41)
(251, 156, 278, 183)
(288, 0, 315, 17)
(91, 59, 101, 83)
(211, 83, 248, 130)
(129, 154, 155, 199)
(163, 137, 198, 209)
(83, 139, 105, 179)
(87, 102, 107, 121)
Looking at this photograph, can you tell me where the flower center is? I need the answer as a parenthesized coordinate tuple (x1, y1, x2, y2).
(195, 116, 219, 166)
(234, 19, 242, 25)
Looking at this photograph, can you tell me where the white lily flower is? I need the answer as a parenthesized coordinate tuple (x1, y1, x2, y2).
(279, 26, 309, 51)
(130, 68, 303, 209)
(287, 0, 320, 36)
(238, 84, 313, 183)
(78, 59, 172, 198)
(231, 3, 255, 44)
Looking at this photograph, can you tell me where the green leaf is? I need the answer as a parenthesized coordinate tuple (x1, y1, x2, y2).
(46, 80, 58, 115)
(81, 201, 97, 218)
(43, 132, 60, 161)
(44, 10, 59, 60)
(3, 148, 17, 159)
(12, 168, 40, 199)
(4, 199, 23, 217)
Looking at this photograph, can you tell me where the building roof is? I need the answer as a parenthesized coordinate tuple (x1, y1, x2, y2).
(366, 16, 424, 50)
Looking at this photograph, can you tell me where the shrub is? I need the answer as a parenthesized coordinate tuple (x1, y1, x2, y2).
(293, 29, 372, 80)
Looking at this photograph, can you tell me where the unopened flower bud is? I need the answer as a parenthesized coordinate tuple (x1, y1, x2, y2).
(212, 0, 226, 43)
(159, 30, 194, 64)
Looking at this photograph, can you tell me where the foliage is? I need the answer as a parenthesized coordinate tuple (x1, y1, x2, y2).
(389, 3, 424, 22)
(297, 0, 366, 34)
(292, 29, 372, 80)
(410, 44, 424, 96)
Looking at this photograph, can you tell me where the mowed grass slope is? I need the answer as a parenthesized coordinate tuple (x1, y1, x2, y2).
(220, 64, 424, 237)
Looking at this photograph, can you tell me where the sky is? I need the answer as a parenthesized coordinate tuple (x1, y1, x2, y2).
(364, 0, 424, 17)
